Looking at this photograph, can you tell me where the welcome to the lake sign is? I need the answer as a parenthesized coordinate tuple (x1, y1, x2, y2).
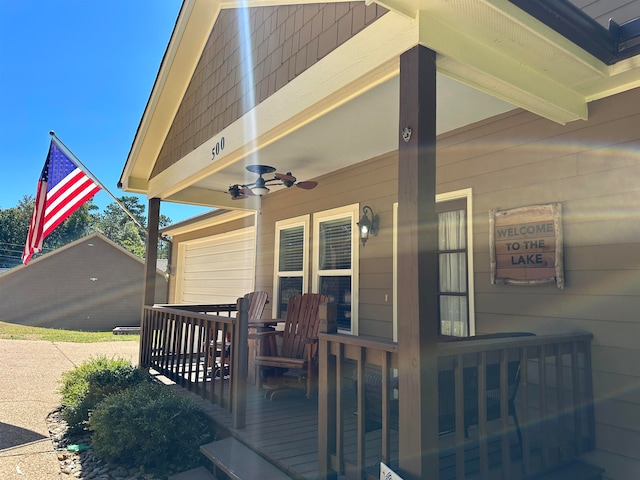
(490, 203, 564, 288)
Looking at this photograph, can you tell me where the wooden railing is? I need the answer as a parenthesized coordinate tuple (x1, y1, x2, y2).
(318, 330, 595, 480)
(140, 298, 249, 428)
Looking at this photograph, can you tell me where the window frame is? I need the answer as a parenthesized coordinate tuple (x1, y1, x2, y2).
(272, 215, 309, 318)
(312, 203, 360, 335)
(393, 189, 475, 341)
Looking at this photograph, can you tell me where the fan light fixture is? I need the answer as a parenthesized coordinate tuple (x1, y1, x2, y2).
(228, 165, 318, 200)
(251, 174, 270, 196)
(357, 205, 379, 247)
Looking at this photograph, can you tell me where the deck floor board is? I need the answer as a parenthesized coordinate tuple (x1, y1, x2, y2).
(160, 370, 547, 480)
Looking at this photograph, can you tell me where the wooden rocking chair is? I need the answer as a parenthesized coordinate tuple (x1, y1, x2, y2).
(253, 293, 328, 398)
(244, 291, 269, 322)
(208, 291, 269, 376)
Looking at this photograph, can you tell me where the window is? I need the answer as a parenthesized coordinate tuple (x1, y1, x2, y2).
(273, 216, 309, 318)
(437, 197, 469, 337)
(313, 204, 359, 334)
(393, 189, 475, 340)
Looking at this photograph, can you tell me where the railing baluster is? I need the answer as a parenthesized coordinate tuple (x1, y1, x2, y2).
(521, 345, 532, 475)
(140, 310, 148, 367)
(454, 353, 465, 480)
(149, 309, 158, 367)
(582, 339, 596, 453)
(161, 313, 171, 374)
(220, 321, 228, 406)
(500, 349, 511, 479)
(186, 316, 196, 389)
(478, 351, 489, 478)
(538, 344, 550, 469)
(356, 347, 366, 476)
(151, 310, 159, 370)
(183, 314, 190, 382)
(167, 313, 175, 377)
(555, 342, 566, 463)
(197, 318, 206, 384)
(211, 321, 221, 405)
(177, 313, 184, 384)
(168, 313, 177, 377)
(335, 343, 344, 473)
(571, 341, 582, 456)
(192, 319, 198, 382)
(192, 318, 201, 389)
(381, 351, 391, 464)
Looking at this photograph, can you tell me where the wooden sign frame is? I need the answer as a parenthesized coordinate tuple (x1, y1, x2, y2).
(490, 203, 563, 288)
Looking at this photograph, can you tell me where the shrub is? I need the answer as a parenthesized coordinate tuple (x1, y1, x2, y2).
(89, 382, 212, 472)
(59, 356, 150, 427)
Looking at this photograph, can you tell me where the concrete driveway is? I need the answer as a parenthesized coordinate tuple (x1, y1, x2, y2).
(0, 339, 139, 479)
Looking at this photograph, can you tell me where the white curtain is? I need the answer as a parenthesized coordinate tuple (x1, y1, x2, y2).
(438, 210, 468, 337)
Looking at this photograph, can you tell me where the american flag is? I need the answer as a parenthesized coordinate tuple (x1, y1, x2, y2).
(21, 140, 100, 264)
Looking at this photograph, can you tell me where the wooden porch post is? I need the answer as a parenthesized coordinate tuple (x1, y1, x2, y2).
(318, 303, 338, 480)
(232, 296, 249, 429)
(397, 45, 439, 480)
(140, 197, 160, 367)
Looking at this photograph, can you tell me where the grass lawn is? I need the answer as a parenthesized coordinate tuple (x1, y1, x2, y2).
(0, 321, 140, 343)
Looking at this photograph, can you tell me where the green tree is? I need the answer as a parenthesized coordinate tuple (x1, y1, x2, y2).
(43, 201, 97, 250)
(96, 196, 146, 239)
(0, 195, 172, 267)
(93, 196, 171, 259)
(0, 199, 32, 267)
(118, 222, 146, 258)
(0, 196, 96, 268)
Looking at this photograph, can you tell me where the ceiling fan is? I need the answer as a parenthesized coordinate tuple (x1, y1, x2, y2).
(228, 164, 318, 199)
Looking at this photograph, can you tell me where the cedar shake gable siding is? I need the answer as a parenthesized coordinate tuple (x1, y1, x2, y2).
(151, 3, 387, 178)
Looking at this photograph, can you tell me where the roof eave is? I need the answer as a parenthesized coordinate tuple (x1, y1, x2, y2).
(120, 0, 222, 194)
(508, 0, 640, 65)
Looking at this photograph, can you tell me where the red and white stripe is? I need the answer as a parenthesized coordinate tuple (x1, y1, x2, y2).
(42, 168, 100, 237)
(22, 167, 100, 265)
(21, 178, 48, 264)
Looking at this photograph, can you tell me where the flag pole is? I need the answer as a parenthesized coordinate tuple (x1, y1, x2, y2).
(49, 131, 148, 234)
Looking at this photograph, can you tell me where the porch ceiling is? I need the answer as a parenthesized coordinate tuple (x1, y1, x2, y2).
(178, 73, 513, 209)
(120, 0, 640, 211)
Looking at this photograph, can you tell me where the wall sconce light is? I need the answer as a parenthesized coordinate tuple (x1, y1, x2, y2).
(357, 205, 379, 247)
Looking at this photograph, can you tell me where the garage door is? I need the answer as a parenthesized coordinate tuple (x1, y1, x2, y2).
(176, 226, 256, 304)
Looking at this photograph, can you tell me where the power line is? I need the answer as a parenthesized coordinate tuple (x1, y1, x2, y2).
(0, 242, 54, 252)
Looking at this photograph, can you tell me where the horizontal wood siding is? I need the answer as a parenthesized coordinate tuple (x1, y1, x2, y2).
(255, 151, 398, 339)
(165, 84, 640, 478)
(254, 86, 640, 477)
(152, 2, 387, 178)
(436, 87, 640, 480)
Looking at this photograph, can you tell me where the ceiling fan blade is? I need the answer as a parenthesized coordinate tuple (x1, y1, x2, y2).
(229, 184, 256, 199)
(275, 172, 296, 183)
(228, 184, 242, 199)
(296, 181, 318, 190)
(231, 167, 315, 197)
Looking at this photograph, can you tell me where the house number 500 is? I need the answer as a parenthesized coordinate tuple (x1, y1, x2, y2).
(211, 137, 225, 160)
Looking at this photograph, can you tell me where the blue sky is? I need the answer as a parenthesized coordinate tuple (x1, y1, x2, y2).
(0, 0, 208, 223)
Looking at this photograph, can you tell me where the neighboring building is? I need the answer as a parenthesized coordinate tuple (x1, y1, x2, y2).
(120, 1, 640, 478)
(0, 233, 167, 331)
